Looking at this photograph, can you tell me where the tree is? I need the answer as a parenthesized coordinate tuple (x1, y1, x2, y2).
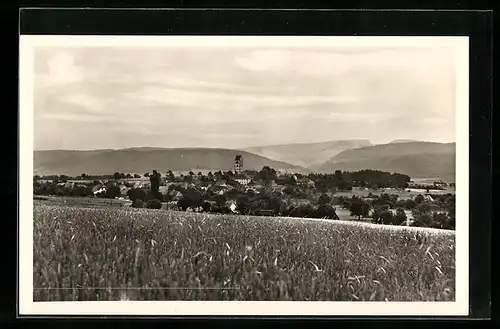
(431, 212, 450, 229)
(214, 194, 227, 208)
(405, 199, 417, 210)
(113, 172, 121, 180)
(318, 193, 332, 205)
(445, 195, 455, 230)
(105, 185, 121, 199)
(257, 166, 277, 183)
(267, 196, 283, 214)
(144, 172, 150, 178)
(201, 201, 211, 212)
(127, 188, 146, 202)
(315, 204, 339, 220)
(412, 202, 434, 227)
(314, 180, 329, 194)
(393, 208, 407, 225)
(350, 198, 371, 220)
(133, 174, 141, 178)
(338, 179, 353, 191)
(177, 191, 203, 211)
(166, 170, 175, 181)
(371, 205, 382, 224)
(379, 193, 395, 208)
(380, 208, 394, 225)
(149, 170, 162, 200)
(415, 194, 424, 204)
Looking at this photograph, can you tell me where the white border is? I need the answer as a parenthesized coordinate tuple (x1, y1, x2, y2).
(19, 35, 469, 316)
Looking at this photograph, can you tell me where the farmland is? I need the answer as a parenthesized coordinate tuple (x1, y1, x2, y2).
(33, 202, 455, 302)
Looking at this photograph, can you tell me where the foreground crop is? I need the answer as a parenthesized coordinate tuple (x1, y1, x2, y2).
(33, 204, 455, 301)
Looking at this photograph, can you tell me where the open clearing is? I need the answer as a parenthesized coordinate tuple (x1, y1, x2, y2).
(33, 203, 455, 302)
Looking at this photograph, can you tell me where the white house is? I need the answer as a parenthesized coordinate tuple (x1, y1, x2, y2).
(424, 194, 434, 202)
(235, 178, 251, 185)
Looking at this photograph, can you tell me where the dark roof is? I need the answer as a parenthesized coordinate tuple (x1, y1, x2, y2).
(235, 155, 242, 161)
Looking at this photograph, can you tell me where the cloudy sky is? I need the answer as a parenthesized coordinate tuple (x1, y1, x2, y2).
(33, 43, 457, 150)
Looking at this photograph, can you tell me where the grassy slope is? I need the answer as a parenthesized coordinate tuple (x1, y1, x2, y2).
(34, 148, 306, 176)
(33, 203, 455, 302)
(243, 140, 373, 168)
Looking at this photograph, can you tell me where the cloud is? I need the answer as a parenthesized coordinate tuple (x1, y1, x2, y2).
(33, 44, 458, 149)
(233, 47, 455, 78)
(36, 50, 86, 87)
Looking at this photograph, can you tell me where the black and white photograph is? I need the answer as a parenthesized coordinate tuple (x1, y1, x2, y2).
(19, 35, 469, 316)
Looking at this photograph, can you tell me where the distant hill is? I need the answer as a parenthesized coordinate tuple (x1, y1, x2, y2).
(388, 139, 420, 144)
(317, 142, 456, 179)
(243, 139, 373, 169)
(34, 148, 307, 176)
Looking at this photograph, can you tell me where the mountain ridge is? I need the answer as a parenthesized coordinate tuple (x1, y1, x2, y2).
(243, 139, 373, 168)
(317, 142, 456, 179)
(34, 148, 308, 176)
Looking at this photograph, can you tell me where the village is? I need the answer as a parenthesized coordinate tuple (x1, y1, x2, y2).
(33, 154, 456, 229)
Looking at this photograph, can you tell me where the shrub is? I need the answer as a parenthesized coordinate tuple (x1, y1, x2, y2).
(314, 204, 339, 220)
(177, 191, 204, 211)
(201, 201, 211, 212)
(236, 195, 250, 214)
(146, 199, 162, 209)
(380, 209, 394, 225)
(393, 208, 407, 225)
(128, 188, 146, 203)
(131, 199, 145, 208)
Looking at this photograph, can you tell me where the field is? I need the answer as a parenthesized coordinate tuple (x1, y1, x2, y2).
(334, 187, 455, 200)
(33, 202, 455, 302)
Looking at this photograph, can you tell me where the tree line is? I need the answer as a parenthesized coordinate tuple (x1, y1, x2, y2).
(33, 166, 455, 229)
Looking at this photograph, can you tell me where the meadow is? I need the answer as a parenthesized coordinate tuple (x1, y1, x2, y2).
(33, 202, 455, 302)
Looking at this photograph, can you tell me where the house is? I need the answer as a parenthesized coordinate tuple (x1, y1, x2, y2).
(215, 179, 227, 187)
(214, 185, 230, 195)
(169, 190, 183, 201)
(234, 177, 251, 185)
(245, 187, 258, 194)
(132, 181, 144, 188)
(424, 194, 434, 202)
(234, 155, 243, 174)
(297, 178, 315, 188)
(119, 184, 130, 195)
(92, 185, 106, 195)
(120, 187, 131, 197)
(225, 200, 238, 213)
(158, 186, 169, 195)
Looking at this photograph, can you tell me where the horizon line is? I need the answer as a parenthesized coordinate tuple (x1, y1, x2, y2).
(33, 139, 457, 152)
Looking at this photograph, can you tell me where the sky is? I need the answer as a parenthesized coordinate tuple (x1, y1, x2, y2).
(33, 42, 457, 150)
